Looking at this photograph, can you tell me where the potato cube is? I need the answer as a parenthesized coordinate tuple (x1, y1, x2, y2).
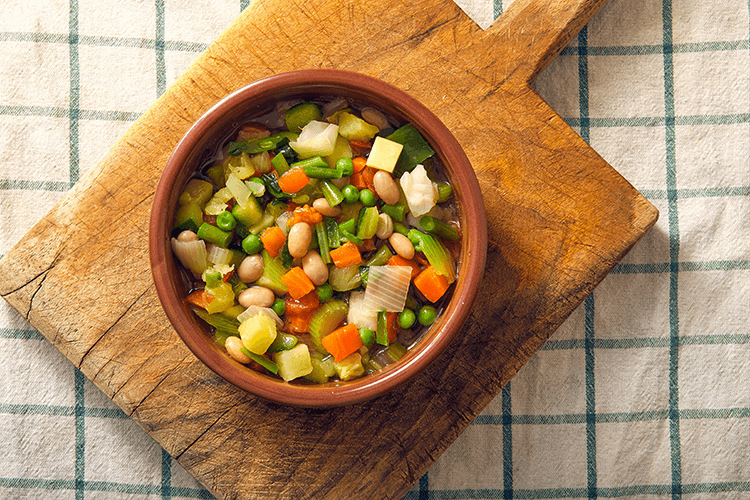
(366, 136, 404, 173)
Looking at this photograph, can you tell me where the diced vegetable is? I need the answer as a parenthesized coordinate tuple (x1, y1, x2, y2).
(414, 265, 451, 303)
(273, 343, 314, 382)
(334, 352, 365, 381)
(363, 265, 412, 312)
(366, 136, 404, 173)
(178, 179, 213, 207)
(408, 229, 456, 283)
(285, 102, 323, 133)
(399, 164, 437, 217)
(337, 111, 379, 141)
(255, 250, 288, 295)
(171, 237, 208, 276)
(173, 201, 204, 233)
(239, 312, 278, 354)
(280, 266, 315, 300)
(330, 241, 362, 268)
(386, 123, 435, 174)
(328, 264, 363, 292)
(290, 120, 339, 158)
(321, 323, 363, 362)
(260, 226, 286, 257)
(308, 299, 348, 352)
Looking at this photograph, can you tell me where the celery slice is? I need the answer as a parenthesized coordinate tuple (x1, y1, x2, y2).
(308, 300, 348, 353)
(256, 250, 289, 294)
(194, 308, 240, 335)
(328, 264, 362, 292)
(408, 229, 456, 283)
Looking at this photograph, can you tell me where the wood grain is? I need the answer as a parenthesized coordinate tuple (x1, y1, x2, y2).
(0, 0, 657, 498)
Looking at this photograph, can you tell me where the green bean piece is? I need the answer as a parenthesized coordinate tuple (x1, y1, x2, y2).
(239, 347, 279, 374)
(336, 157, 354, 177)
(325, 218, 341, 249)
(419, 215, 459, 241)
(302, 166, 342, 179)
(216, 211, 237, 231)
(365, 244, 393, 266)
(418, 305, 438, 326)
(436, 182, 453, 203)
(315, 221, 332, 263)
(393, 222, 410, 236)
(242, 233, 263, 254)
(338, 217, 356, 235)
(359, 188, 376, 207)
(359, 328, 375, 347)
(320, 179, 344, 207)
(316, 283, 333, 302)
(227, 134, 289, 156)
(197, 222, 232, 248)
(292, 155, 329, 170)
(398, 308, 416, 329)
(342, 184, 360, 204)
(340, 228, 364, 246)
(376, 310, 389, 346)
(380, 203, 407, 222)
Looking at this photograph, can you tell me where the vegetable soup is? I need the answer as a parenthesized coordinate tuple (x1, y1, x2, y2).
(170, 97, 461, 383)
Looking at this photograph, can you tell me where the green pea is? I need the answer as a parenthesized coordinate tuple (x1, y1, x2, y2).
(342, 184, 359, 204)
(242, 233, 262, 254)
(418, 305, 438, 326)
(398, 308, 416, 329)
(271, 298, 286, 316)
(316, 283, 333, 302)
(359, 188, 376, 207)
(359, 328, 375, 347)
(216, 210, 237, 231)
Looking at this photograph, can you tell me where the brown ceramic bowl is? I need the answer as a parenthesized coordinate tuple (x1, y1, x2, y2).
(149, 69, 487, 407)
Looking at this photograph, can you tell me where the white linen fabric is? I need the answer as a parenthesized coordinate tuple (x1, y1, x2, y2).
(1, 0, 748, 498)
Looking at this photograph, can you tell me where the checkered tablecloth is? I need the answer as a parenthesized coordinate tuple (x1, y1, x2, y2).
(1, 0, 748, 498)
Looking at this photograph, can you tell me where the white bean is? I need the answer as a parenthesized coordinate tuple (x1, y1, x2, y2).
(376, 213, 394, 239)
(236, 254, 264, 283)
(361, 107, 389, 131)
(225, 336, 251, 364)
(238, 286, 276, 308)
(373, 170, 401, 205)
(177, 230, 199, 242)
(389, 232, 415, 259)
(301, 250, 329, 286)
(287, 222, 312, 258)
(312, 197, 341, 217)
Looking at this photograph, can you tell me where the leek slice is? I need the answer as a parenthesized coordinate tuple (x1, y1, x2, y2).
(363, 265, 412, 312)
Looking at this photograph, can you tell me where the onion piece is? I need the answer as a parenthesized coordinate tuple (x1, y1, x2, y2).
(290, 120, 339, 159)
(363, 265, 412, 312)
(400, 164, 437, 217)
(237, 306, 284, 328)
(206, 244, 234, 266)
(171, 237, 208, 276)
(347, 291, 378, 331)
(226, 173, 254, 210)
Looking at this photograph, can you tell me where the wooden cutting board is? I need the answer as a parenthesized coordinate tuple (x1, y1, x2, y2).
(0, 0, 658, 498)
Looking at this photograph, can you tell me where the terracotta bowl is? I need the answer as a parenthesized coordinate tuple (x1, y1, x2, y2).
(149, 69, 487, 407)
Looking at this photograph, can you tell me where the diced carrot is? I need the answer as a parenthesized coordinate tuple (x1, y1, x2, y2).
(281, 266, 316, 300)
(284, 291, 320, 333)
(186, 289, 213, 309)
(413, 265, 451, 303)
(387, 254, 422, 279)
(289, 204, 323, 226)
(321, 323, 363, 362)
(352, 156, 368, 174)
(260, 226, 286, 257)
(350, 166, 378, 194)
(277, 166, 310, 194)
(329, 241, 362, 268)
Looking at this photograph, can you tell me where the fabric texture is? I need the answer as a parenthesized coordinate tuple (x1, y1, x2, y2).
(1, 0, 748, 498)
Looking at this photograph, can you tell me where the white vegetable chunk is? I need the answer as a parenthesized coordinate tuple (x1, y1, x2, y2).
(363, 265, 412, 312)
(289, 120, 339, 158)
(347, 291, 378, 331)
(400, 164, 437, 217)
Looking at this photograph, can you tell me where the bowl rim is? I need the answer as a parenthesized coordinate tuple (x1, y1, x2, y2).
(149, 69, 487, 407)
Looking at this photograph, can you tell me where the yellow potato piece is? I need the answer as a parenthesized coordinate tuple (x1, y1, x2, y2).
(366, 136, 404, 173)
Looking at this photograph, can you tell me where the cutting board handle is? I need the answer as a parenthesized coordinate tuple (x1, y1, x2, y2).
(481, 0, 608, 87)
